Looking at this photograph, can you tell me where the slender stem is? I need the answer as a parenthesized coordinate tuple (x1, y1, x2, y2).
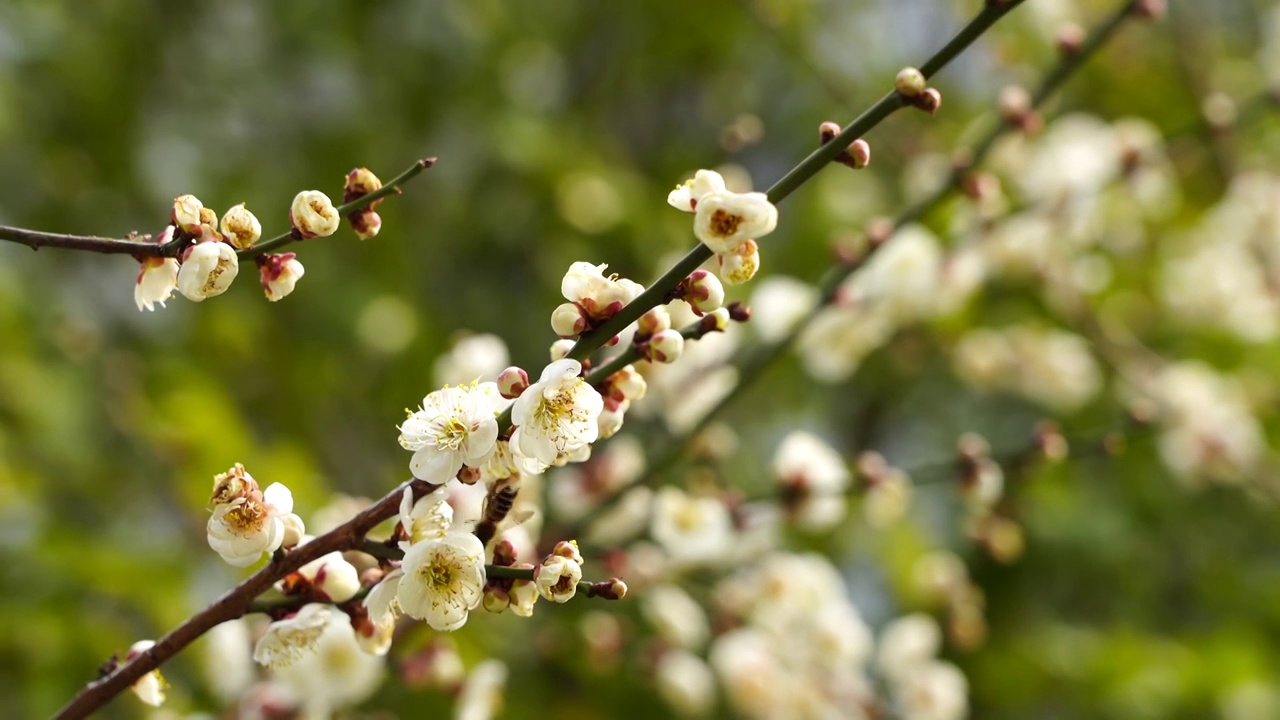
(0, 158, 434, 259)
(564, 0, 1140, 540)
(487, 565, 536, 581)
(559, 1, 1026, 367)
(54, 479, 436, 720)
(238, 157, 436, 259)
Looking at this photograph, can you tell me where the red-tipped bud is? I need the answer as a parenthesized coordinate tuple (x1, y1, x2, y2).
(344, 167, 384, 205)
(637, 306, 672, 337)
(551, 302, 590, 338)
(681, 269, 725, 315)
(647, 329, 685, 364)
(497, 366, 530, 399)
(913, 87, 943, 115)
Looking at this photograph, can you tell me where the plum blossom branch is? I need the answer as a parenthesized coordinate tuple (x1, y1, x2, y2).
(0, 157, 434, 258)
(558, 0, 1028, 366)
(53, 478, 437, 720)
(561, 0, 1144, 539)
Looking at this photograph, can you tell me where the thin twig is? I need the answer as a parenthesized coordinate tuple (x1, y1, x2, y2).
(0, 158, 434, 259)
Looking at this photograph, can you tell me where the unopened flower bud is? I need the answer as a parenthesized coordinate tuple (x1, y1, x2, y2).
(482, 584, 511, 613)
(998, 85, 1032, 124)
(510, 575, 539, 617)
(648, 329, 685, 364)
(549, 339, 574, 361)
(552, 539, 584, 564)
(913, 87, 943, 115)
(177, 240, 239, 301)
(535, 555, 582, 603)
(1133, 0, 1165, 20)
(257, 253, 305, 302)
(458, 465, 482, 485)
(638, 306, 672, 337)
(895, 67, 927, 97)
(290, 190, 340, 239)
(281, 513, 306, 548)
(818, 120, 843, 144)
(585, 578, 628, 600)
(1056, 22, 1085, 56)
(551, 302, 589, 338)
(698, 307, 731, 335)
(682, 269, 725, 315)
(125, 641, 166, 707)
(220, 203, 262, 249)
(716, 239, 760, 286)
(299, 552, 361, 603)
(491, 539, 518, 567)
(598, 405, 626, 439)
(610, 365, 647, 401)
(172, 194, 204, 234)
(350, 209, 382, 240)
(848, 138, 871, 169)
(497, 366, 530, 399)
(344, 167, 384, 205)
(726, 301, 751, 323)
(199, 208, 218, 228)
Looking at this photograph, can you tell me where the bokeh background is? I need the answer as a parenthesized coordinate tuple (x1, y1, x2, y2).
(2, 0, 1280, 717)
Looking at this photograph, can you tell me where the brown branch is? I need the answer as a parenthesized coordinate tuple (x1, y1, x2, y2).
(54, 478, 435, 720)
(0, 157, 435, 259)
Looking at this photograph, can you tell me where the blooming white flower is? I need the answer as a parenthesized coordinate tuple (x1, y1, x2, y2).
(397, 532, 487, 631)
(125, 640, 166, 707)
(177, 240, 239, 301)
(642, 584, 709, 650)
(876, 613, 942, 681)
(560, 262, 645, 322)
(290, 190, 341, 238)
(535, 554, 582, 603)
(208, 480, 296, 567)
(202, 619, 254, 703)
(511, 359, 604, 465)
(295, 551, 361, 603)
(655, 649, 717, 717)
(455, 660, 508, 720)
(220, 202, 262, 248)
(253, 604, 333, 669)
(773, 431, 851, 531)
(750, 276, 817, 342)
(399, 486, 454, 544)
(359, 567, 403, 655)
(693, 190, 777, 253)
(135, 256, 180, 312)
(399, 382, 502, 484)
(896, 660, 969, 720)
(434, 334, 510, 386)
(258, 252, 305, 301)
(273, 610, 386, 718)
(668, 169, 727, 212)
(650, 486, 734, 566)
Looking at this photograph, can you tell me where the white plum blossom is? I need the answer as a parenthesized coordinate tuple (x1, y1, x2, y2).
(455, 660, 508, 720)
(642, 584, 710, 650)
(561, 262, 645, 322)
(693, 189, 778, 253)
(220, 202, 262, 248)
(716, 239, 761, 285)
(397, 531, 487, 631)
(877, 613, 943, 681)
(207, 468, 298, 567)
(360, 567, 403, 655)
(434, 334, 510, 386)
(750, 275, 817, 342)
(172, 194, 204, 233)
(655, 649, 717, 717)
(135, 255, 180, 312)
(897, 660, 969, 720)
(290, 190, 341, 238)
(259, 253, 306, 301)
(511, 359, 604, 465)
(399, 486, 454, 544)
(177, 240, 239, 301)
(399, 382, 502, 484)
(668, 169, 727, 212)
(650, 486, 734, 566)
(535, 554, 582, 603)
(773, 431, 851, 530)
(125, 640, 166, 707)
(272, 610, 386, 718)
(253, 604, 333, 669)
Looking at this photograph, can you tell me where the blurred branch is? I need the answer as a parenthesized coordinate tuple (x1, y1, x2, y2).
(0, 157, 434, 258)
(54, 478, 436, 720)
(561, 0, 1143, 539)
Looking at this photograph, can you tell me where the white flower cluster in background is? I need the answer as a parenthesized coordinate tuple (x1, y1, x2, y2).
(952, 324, 1102, 412)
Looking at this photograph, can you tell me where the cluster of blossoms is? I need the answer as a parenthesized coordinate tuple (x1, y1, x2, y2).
(133, 167, 386, 312)
(668, 169, 778, 285)
(952, 323, 1102, 412)
(206, 463, 305, 567)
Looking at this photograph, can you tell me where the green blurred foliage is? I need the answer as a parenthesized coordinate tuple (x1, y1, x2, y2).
(1, 0, 1279, 718)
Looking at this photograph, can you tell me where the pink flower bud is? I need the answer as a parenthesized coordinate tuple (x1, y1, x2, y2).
(895, 67, 926, 97)
(913, 88, 943, 115)
(848, 138, 871, 169)
(648, 329, 685, 364)
(551, 302, 589, 338)
(551, 540, 583, 564)
(498, 366, 530, 399)
(350, 209, 382, 240)
(482, 585, 511, 613)
(818, 121, 843, 144)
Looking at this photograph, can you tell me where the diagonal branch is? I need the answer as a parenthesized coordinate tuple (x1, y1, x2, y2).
(53, 478, 436, 720)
